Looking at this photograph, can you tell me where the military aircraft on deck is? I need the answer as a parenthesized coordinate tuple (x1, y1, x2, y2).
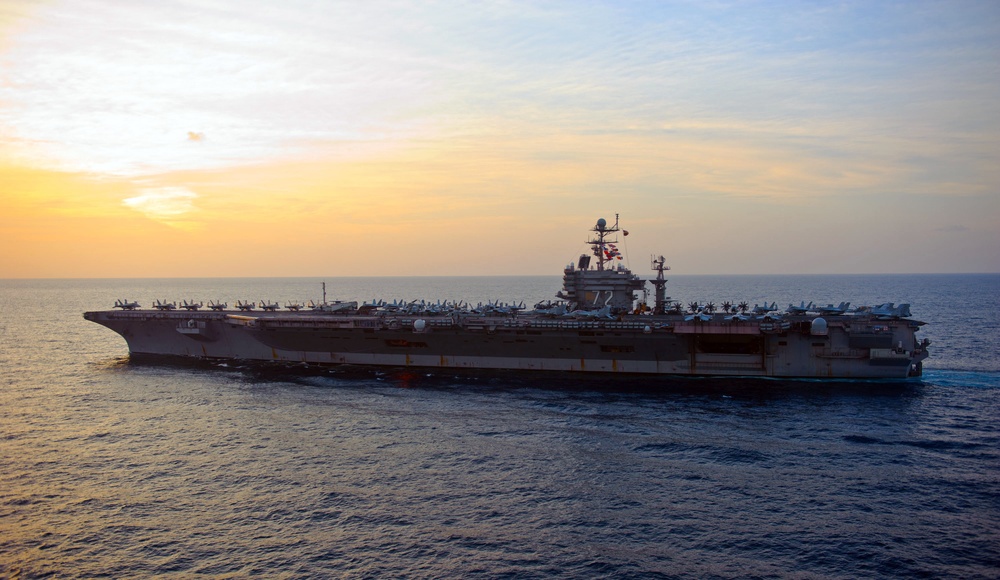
(819, 302, 851, 315)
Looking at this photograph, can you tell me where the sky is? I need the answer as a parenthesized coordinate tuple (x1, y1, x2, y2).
(1, 0, 998, 278)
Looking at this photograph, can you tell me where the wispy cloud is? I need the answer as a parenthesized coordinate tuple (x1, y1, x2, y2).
(122, 187, 198, 223)
(3, 1, 997, 180)
(2, 0, 998, 275)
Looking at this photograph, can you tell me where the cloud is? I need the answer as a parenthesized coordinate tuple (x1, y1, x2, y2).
(122, 187, 198, 221)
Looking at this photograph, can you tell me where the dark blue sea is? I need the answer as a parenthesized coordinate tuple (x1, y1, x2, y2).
(2, 274, 998, 578)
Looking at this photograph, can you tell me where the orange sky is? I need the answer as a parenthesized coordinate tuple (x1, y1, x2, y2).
(2, 1, 998, 277)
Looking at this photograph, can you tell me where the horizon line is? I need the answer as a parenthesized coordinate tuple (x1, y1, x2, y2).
(3, 271, 999, 281)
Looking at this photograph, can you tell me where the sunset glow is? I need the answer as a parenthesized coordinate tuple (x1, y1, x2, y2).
(2, 1, 998, 278)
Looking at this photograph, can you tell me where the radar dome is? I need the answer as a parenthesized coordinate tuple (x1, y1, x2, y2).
(596, 218, 607, 229)
(810, 317, 828, 336)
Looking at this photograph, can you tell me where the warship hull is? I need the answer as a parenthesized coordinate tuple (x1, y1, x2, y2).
(83, 309, 927, 379)
(83, 216, 929, 379)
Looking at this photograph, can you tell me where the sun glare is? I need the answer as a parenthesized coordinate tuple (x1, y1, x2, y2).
(1, 2, 440, 177)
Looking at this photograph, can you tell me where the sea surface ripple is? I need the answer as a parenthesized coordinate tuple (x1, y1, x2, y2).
(1, 275, 998, 578)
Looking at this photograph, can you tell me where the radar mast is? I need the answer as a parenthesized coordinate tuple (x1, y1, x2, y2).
(588, 214, 621, 272)
(650, 255, 671, 314)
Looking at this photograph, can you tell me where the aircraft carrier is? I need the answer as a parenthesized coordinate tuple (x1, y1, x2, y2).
(84, 216, 930, 379)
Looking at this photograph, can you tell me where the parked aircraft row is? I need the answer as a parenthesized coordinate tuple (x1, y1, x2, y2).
(111, 298, 914, 320)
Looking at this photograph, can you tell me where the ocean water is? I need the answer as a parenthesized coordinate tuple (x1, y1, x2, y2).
(1, 274, 998, 578)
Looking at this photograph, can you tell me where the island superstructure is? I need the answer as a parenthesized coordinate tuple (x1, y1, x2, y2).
(85, 216, 930, 379)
